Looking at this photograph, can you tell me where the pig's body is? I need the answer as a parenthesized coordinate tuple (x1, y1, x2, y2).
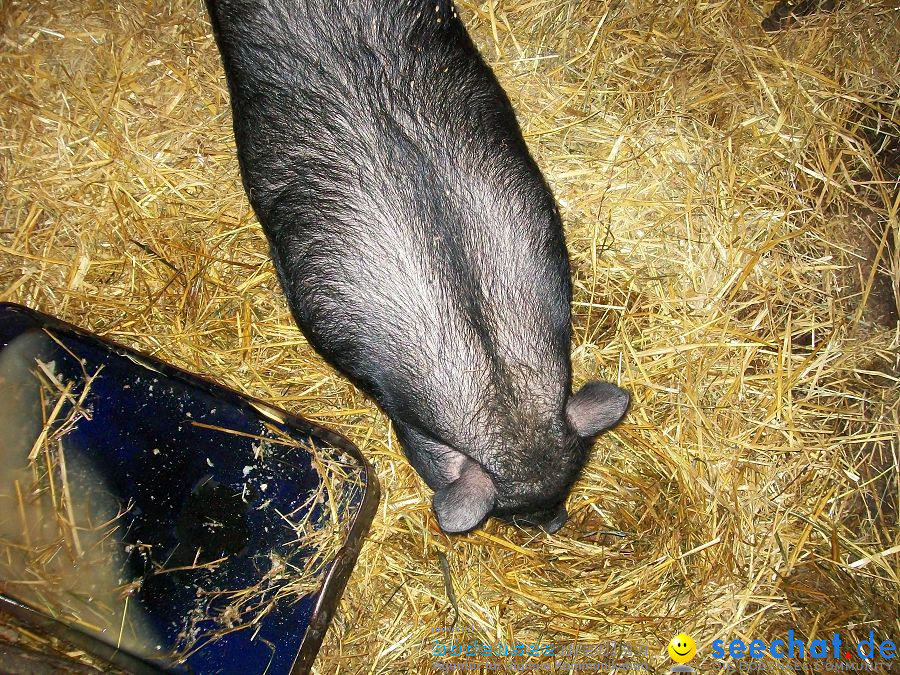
(207, 0, 629, 533)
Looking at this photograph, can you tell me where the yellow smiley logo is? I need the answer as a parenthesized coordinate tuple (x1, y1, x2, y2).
(668, 633, 697, 663)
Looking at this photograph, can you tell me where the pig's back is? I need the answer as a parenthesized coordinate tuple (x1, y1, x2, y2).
(210, 0, 573, 446)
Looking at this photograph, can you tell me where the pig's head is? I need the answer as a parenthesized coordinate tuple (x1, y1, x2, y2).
(432, 381, 629, 534)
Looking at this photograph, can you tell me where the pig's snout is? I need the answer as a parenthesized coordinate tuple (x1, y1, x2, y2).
(543, 505, 568, 533)
(499, 503, 568, 534)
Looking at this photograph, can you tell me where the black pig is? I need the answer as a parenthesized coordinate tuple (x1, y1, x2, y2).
(205, 0, 629, 533)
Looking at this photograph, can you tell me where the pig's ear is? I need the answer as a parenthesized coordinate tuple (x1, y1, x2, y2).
(566, 381, 630, 439)
(433, 459, 495, 533)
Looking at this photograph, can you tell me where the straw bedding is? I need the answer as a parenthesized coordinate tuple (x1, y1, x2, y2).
(1, 0, 897, 672)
